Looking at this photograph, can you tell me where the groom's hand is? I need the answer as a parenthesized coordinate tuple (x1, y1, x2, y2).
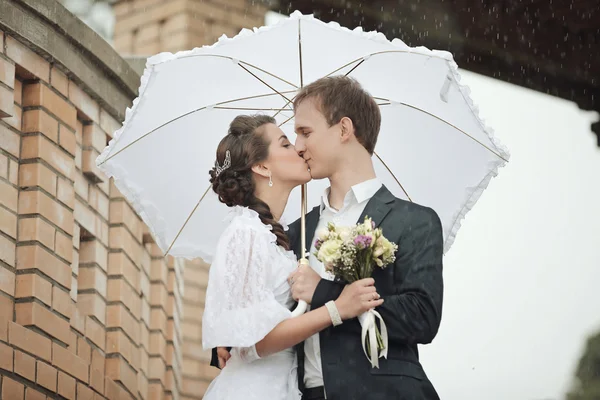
(217, 347, 231, 369)
(289, 264, 321, 304)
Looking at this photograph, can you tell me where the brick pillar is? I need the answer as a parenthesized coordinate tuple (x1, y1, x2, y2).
(112, 0, 269, 55)
(0, 28, 184, 399)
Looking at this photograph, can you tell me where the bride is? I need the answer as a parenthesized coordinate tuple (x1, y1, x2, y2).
(202, 115, 384, 399)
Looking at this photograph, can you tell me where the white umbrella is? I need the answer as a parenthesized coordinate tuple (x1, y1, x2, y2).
(96, 11, 509, 266)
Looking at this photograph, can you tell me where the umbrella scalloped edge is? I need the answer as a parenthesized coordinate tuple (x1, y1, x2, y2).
(96, 10, 511, 257)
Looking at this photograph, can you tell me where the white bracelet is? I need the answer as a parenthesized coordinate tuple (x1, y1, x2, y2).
(325, 301, 343, 326)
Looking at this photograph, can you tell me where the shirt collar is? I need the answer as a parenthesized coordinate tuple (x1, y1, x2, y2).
(320, 178, 382, 213)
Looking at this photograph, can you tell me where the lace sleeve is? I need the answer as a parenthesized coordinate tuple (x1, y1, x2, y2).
(202, 219, 292, 352)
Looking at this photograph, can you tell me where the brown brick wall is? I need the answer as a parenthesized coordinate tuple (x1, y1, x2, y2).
(111, 1, 270, 398)
(0, 27, 184, 399)
(113, 0, 269, 56)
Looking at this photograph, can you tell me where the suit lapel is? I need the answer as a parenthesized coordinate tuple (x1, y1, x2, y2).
(302, 205, 321, 257)
(358, 185, 395, 227)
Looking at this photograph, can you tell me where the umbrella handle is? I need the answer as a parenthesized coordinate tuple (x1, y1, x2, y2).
(290, 258, 309, 317)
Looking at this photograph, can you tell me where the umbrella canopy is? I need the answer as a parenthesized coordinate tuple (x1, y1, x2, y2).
(96, 11, 509, 262)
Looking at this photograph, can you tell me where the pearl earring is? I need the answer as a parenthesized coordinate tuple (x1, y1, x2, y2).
(268, 171, 273, 187)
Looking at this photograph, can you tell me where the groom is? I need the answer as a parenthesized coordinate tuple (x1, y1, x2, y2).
(212, 76, 444, 399)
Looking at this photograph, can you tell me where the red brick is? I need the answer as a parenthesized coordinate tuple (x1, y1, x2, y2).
(108, 252, 140, 293)
(106, 330, 137, 368)
(18, 216, 55, 249)
(52, 285, 73, 319)
(77, 336, 91, 363)
(79, 240, 108, 272)
(22, 109, 59, 143)
(52, 341, 89, 383)
(109, 201, 142, 242)
(14, 79, 22, 105)
(8, 158, 17, 185)
(14, 349, 36, 381)
(0, 153, 6, 179)
(99, 109, 120, 139)
(0, 340, 14, 371)
(108, 279, 141, 319)
(82, 148, 104, 182)
(59, 125, 77, 157)
(19, 162, 57, 195)
(76, 382, 94, 400)
(0, 233, 16, 268)
(88, 185, 109, 220)
(106, 304, 139, 344)
(4, 102, 22, 131)
(36, 360, 58, 392)
(54, 229, 73, 263)
(58, 371, 76, 400)
(105, 356, 138, 396)
(109, 226, 141, 266)
(0, 207, 17, 240)
(67, 328, 77, 354)
(75, 144, 82, 170)
(18, 190, 74, 235)
(15, 273, 52, 306)
(74, 172, 89, 201)
(8, 321, 52, 362)
(70, 306, 85, 335)
(21, 134, 75, 180)
(0, 178, 18, 212)
(0, 265, 15, 297)
(5, 36, 50, 82)
(138, 373, 148, 399)
(0, 56, 16, 88)
(1, 375, 25, 399)
(78, 266, 107, 298)
(23, 83, 76, 128)
(77, 293, 106, 325)
(16, 244, 71, 289)
(50, 67, 69, 97)
(0, 83, 14, 119)
(85, 315, 106, 351)
(90, 348, 105, 394)
(68, 84, 99, 123)
(15, 301, 71, 344)
(56, 178, 75, 210)
(24, 387, 46, 400)
(0, 123, 20, 158)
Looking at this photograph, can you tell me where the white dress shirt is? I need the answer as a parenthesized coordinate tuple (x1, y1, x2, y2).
(304, 178, 382, 390)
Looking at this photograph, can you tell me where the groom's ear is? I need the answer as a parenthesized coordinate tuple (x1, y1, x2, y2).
(339, 116, 355, 143)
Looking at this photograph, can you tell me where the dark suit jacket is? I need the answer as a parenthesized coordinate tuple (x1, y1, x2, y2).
(287, 185, 443, 400)
(211, 185, 444, 400)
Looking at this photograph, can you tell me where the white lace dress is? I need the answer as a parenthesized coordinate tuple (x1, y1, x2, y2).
(202, 206, 302, 400)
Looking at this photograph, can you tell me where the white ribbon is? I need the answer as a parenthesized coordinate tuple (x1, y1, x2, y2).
(358, 309, 388, 368)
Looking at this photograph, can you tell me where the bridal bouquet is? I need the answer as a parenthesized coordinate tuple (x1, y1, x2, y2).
(314, 216, 398, 368)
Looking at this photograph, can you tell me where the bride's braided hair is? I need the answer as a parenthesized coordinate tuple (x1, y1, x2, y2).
(209, 115, 290, 250)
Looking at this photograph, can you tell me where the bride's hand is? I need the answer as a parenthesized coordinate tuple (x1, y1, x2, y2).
(334, 278, 384, 320)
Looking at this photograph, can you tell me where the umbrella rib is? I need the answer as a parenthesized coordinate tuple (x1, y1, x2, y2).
(374, 151, 412, 202)
(214, 106, 294, 111)
(237, 63, 294, 104)
(278, 114, 295, 127)
(323, 50, 449, 79)
(98, 90, 297, 165)
(165, 184, 212, 256)
(298, 19, 304, 88)
(377, 100, 509, 162)
(177, 53, 298, 89)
